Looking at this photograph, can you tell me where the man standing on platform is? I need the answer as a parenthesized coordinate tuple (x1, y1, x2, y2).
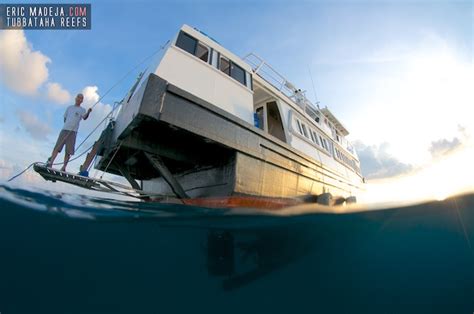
(47, 93, 92, 171)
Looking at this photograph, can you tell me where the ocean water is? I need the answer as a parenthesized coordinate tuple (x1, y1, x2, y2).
(0, 184, 473, 314)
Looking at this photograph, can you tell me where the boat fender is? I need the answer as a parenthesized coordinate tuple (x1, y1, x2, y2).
(298, 194, 318, 203)
(346, 196, 357, 204)
(317, 193, 332, 206)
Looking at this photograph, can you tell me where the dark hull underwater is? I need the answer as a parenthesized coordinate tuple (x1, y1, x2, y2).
(95, 74, 363, 201)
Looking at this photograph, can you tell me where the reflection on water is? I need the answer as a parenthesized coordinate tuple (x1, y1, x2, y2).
(0, 184, 473, 313)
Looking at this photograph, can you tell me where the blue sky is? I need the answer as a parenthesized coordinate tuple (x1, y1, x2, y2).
(0, 0, 472, 201)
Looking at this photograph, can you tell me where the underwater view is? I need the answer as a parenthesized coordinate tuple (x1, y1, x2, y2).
(0, 184, 473, 314)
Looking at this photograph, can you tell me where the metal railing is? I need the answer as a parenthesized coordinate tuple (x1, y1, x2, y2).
(243, 53, 322, 121)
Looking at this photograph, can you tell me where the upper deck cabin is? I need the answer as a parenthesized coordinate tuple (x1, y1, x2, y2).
(143, 25, 360, 173)
(153, 25, 254, 124)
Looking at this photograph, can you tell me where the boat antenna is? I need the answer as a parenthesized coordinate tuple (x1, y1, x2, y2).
(308, 66, 320, 109)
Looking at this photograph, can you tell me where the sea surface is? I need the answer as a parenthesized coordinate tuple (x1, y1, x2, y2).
(0, 184, 473, 314)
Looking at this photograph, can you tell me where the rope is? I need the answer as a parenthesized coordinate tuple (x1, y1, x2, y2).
(7, 39, 170, 183)
(7, 163, 35, 182)
(99, 141, 122, 179)
(87, 39, 170, 111)
(74, 100, 120, 152)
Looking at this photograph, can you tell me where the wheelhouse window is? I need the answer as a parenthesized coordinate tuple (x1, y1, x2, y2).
(195, 42, 210, 62)
(175, 31, 252, 90)
(231, 63, 246, 85)
(176, 31, 197, 55)
(219, 56, 230, 75)
(176, 31, 211, 63)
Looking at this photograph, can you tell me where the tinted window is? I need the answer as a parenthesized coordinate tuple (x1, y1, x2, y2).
(176, 31, 197, 55)
(231, 62, 246, 85)
(195, 42, 209, 62)
(220, 57, 230, 75)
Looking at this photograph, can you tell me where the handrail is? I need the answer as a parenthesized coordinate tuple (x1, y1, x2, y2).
(243, 53, 353, 148)
(243, 53, 320, 114)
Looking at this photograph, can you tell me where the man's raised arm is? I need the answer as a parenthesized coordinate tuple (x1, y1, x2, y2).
(83, 108, 92, 120)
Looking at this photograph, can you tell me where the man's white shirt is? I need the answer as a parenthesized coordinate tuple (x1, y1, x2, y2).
(63, 105, 86, 132)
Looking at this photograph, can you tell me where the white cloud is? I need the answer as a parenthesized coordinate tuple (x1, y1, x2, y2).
(354, 141, 413, 179)
(46, 82, 71, 105)
(429, 137, 462, 158)
(76, 86, 113, 147)
(427, 125, 470, 159)
(16, 110, 52, 141)
(0, 30, 50, 95)
(82, 85, 100, 107)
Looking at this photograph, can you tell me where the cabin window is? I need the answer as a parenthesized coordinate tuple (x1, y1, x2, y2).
(322, 138, 329, 151)
(312, 131, 320, 145)
(176, 31, 197, 55)
(195, 42, 210, 62)
(301, 124, 309, 138)
(296, 119, 303, 135)
(219, 57, 230, 75)
(231, 62, 246, 85)
(217, 54, 249, 88)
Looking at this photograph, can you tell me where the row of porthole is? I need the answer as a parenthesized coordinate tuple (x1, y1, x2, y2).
(295, 116, 360, 174)
(334, 147, 360, 173)
(295, 117, 331, 154)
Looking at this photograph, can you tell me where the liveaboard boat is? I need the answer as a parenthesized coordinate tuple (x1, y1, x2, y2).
(36, 25, 364, 206)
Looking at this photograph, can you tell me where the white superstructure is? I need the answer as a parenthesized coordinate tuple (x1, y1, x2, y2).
(109, 24, 364, 201)
(148, 25, 362, 181)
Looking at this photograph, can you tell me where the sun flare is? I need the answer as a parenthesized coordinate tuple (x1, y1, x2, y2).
(360, 143, 474, 205)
